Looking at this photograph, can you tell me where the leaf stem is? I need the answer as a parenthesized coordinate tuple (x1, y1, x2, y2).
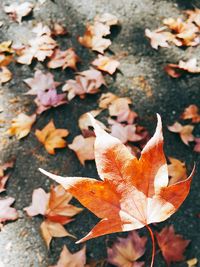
(146, 224, 155, 267)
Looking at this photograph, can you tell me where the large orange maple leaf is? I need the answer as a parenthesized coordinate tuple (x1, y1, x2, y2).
(39, 114, 193, 244)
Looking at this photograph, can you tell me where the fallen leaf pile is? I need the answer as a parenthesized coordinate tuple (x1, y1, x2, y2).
(145, 8, 200, 77)
(146, 9, 200, 49)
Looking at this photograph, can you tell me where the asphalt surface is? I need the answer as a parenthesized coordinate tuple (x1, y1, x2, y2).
(0, 0, 200, 266)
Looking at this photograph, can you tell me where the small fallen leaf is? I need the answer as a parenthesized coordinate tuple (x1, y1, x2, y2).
(4, 2, 34, 23)
(181, 104, 200, 123)
(168, 157, 187, 185)
(40, 220, 73, 248)
(0, 67, 12, 84)
(46, 185, 83, 225)
(92, 55, 120, 74)
(145, 28, 170, 49)
(0, 197, 18, 223)
(187, 258, 198, 267)
(49, 245, 86, 267)
(24, 188, 49, 217)
(24, 70, 60, 95)
(35, 120, 69, 154)
(156, 225, 190, 266)
(0, 160, 15, 193)
(108, 97, 137, 124)
(34, 89, 67, 114)
(40, 114, 193, 243)
(68, 135, 95, 165)
(168, 122, 194, 145)
(17, 23, 57, 65)
(63, 68, 105, 100)
(25, 185, 82, 224)
(78, 13, 118, 53)
(108, 119, 143, 144)
(165, 58, 200, 78)
(7, 113, 36, 139)
(107, 230, 147, 267)
(48, 48, 80, 70)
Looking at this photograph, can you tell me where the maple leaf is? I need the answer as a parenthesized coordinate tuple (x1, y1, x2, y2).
(168, 157, 187, 185)
(7, 113, 36, 139)
(25, 186, 82, 223)
(181, 104, 200, 123)
(24, 70, 60, 95)
(16, 23, 57, 65)
(194, 138, 200, 153)
(0, 197, 18, 223)
(62, 68, 105, 100)
(4, 2, 34, 23)
(0, 67, 12, 84)
(35, 120, 69, 154)
(68, 135, 95, 165)
(107, 230, 147, 267)
(92, 55, 120, 74)
(39, 114, 194, 245)
(34, 89, 67, 114)
(49, 245, 86, 267)
(24, 188, 49, 217)
(46, 185, 83, 224)
(165, 58, 200, 78)
(40, 220, 73, 248)
(47, 48, 80, 70)
(108, 97, 137, 124)
(145, 28, 170, 49)
(0, 159, 15, 193)
(168, 122, 195, 145)
(156, 225, 190, 266)
(108, 119, 143, 144)
(78, 13, 118, 53)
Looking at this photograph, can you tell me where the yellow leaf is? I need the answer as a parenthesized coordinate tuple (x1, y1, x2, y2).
(35, 120, 69, 154)
(7, 113, 36, 139)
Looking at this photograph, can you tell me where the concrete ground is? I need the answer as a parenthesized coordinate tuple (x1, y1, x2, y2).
(0, 0, 200, 266)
